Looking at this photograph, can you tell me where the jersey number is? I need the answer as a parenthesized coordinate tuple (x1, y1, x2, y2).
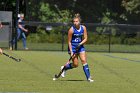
(75, 37, 81, 42)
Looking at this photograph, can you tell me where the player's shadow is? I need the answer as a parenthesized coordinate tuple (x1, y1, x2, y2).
(60, 79, 85, 82)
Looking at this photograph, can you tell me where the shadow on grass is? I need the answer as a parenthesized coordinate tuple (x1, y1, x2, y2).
(60, 79, 86, 82)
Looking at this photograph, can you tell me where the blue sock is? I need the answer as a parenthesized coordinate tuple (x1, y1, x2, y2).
(65, 63, 73, 70)
(83, 63, 90, 80)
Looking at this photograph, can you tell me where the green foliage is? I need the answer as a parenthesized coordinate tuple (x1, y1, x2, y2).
(1, 0, 140, 24)
(27, 2, 72, 43)
(124, 38, 137, 45)
(28, 28, 139, 45)
(122, 0, 140, 14)
(28, 29, 63, 43)
(39, 3, 59, 22)
(39, 3, 72, 22)
(86, 31, 139, 45)
(121, 0, 140, 23)
(96, 11, 118, 36)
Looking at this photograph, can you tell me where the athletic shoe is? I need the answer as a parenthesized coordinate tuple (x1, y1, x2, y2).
(61, 66, 66, 78)
(24, 47, 29, 50)
(88, 78, 94, 82)
(9, 47, 12, 50)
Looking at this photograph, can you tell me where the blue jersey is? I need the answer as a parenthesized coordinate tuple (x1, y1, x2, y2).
(68, 25, 85, 53)
(71, 25, 84, 45)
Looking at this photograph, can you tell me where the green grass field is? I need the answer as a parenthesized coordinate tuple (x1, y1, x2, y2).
(0, 50, 140, 93)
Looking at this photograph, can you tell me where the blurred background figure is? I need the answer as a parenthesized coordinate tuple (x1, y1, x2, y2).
(10, 14, 29, 50)
(0, 48, 2, 54)
(0, 22, 3, 54)
(0, 21, 2, 28)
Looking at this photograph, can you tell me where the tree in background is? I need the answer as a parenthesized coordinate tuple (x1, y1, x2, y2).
(121, 0, 140, 24)
(39, 3, 72, 22)
(0, 0, 140, 24)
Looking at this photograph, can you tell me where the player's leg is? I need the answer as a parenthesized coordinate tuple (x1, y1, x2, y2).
(61, 54, 79, 77)
(79, 51, 94, 82)
(12, 29, 21, 43)
(10, 29, 21, 50)
(61, 44, 79, 77)
(17, 29, 21, 40)
(21, 32, 28, 50)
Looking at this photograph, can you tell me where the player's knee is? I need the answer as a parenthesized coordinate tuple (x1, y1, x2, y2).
(73, 63, 78, 68)
(81, 60, 86, 64)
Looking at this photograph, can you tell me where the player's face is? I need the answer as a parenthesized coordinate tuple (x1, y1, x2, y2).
(73, 18, 80, 27)
(20, 16, 24, 20)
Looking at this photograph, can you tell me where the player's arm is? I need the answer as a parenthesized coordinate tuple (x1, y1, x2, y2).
(80, 25, 88, 45)
(18, 24, 28, 32)
(68, 27, 73, 55)
(0, 22, 3, 29)
(0, 48, 3, 54)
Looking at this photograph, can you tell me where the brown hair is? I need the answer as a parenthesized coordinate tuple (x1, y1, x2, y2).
(73, 13, 81, 22)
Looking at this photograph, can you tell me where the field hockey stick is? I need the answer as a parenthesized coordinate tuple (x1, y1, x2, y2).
(54, 45, 81, 79)
(54, 52, 77, 79)
(3, 52, 21, 62)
